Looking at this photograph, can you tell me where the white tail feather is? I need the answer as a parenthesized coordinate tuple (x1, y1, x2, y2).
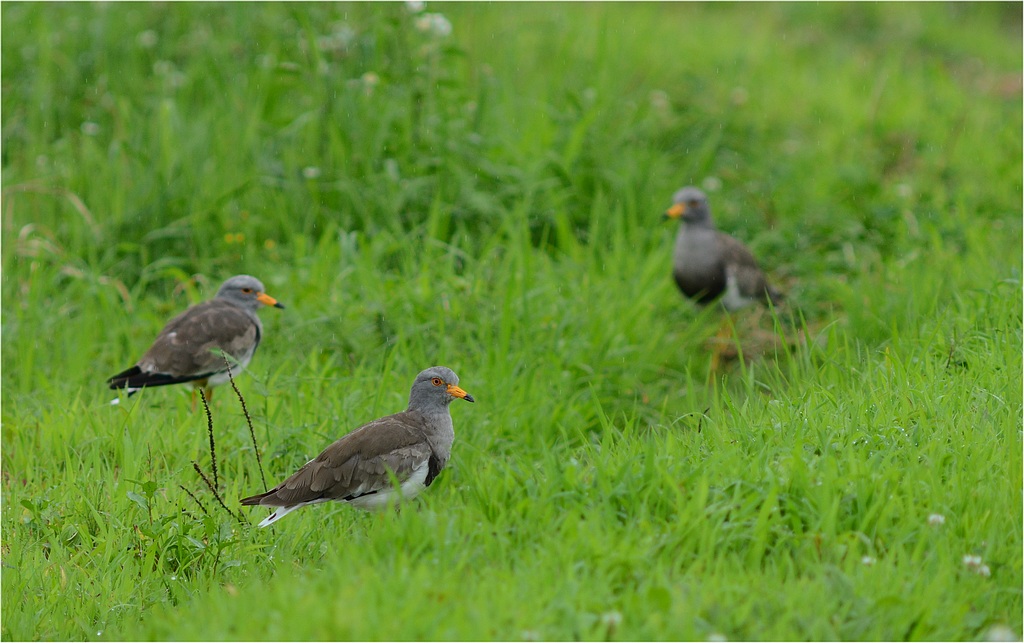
(257, 504, 303, 528)
(109, 388, 142, 405)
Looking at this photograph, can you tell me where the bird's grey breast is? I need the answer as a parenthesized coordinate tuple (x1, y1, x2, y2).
(674, 225, 720, 270)
(673, 225, 727, 298)
(416, 409, 455, 470)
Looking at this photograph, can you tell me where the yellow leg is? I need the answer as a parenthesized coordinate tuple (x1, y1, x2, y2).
(709, 318, 732, 375)
(191, 385, 213, 412)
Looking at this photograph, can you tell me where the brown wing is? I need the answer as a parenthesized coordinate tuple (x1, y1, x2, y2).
(138, 300, 259, 378)
(717, 232, 780, 303)
(242, 413, 433, 508)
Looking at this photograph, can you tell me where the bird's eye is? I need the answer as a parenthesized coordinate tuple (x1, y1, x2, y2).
(687, 199, 700, 207)
(431, 378, 443, 386)
(241, 288, 253, 293)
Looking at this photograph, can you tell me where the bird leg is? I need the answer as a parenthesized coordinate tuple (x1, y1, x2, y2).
(709, 319, 729, 374)
(190, 383, 213, 412)
(708, 314, 742, 376)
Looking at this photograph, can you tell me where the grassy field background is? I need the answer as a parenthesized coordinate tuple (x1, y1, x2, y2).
(2, 3, 1021, 640)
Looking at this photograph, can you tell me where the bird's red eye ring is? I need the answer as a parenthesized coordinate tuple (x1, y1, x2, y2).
(431, 378, 443, 386)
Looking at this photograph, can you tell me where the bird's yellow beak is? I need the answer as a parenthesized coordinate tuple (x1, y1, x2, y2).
(257, 292, 286, 309)
(447, 384, 475, 403)
(664, 203, 685, 219)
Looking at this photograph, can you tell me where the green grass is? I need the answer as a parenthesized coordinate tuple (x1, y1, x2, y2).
(2, 2, 1021, 640)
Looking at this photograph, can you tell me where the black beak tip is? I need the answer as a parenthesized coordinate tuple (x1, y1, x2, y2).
(274, 302, 286, 309)
(463, 393, 476, 403)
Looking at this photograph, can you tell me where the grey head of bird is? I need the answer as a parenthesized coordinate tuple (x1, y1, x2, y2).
(216, 275, 285, 311)
(408, 366, 475, 411)
(665, 186, 714, 226)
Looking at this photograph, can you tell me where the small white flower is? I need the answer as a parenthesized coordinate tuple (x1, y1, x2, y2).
(405, 0, 425, 13)
(152, 60, 186, 88)
(361, 72, 380, 92)
(702, 176, 723, 192)
(861, 555, 876, 566)
(81, 122, 101, 136)
(707, 633, 728, 642)
(649, 89, 670, 112)
(302, 166, 322, 179)
(317, 24, 355, 53)
(983, 624, 1019, 641)
(137, 30, 158, 48)
(153, 60, 174, 76)
(600, 610, 623, 629)
(333, 24, 356, 49)
(432, 14, 452, 37)
(927, 513, 945, 526)
(963, 555, 992, 577)
(415, 13, 452, 37)
(895, 183, 913, 198)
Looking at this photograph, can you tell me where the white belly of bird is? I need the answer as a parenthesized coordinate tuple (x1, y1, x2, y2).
(347, 460, 430, 510)
(720, 269, 754, 311)
(206, 350, 255, 386)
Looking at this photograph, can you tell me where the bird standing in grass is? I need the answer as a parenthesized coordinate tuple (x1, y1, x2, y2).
(107, 274, 285, 404)
(665, 187, 783, 368)
(665, 186, 782, 310)
(241, 366, 474, 528)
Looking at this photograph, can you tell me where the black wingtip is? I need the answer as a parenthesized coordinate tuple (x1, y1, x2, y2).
(107, 366, 213, 390)
(107, 365, 143, 389)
